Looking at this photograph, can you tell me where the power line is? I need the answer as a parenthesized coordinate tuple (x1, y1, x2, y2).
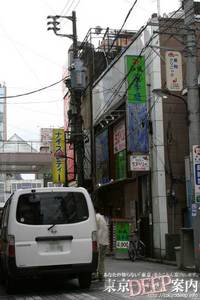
(5, 99, 63, 105)
(108, 0, 138, 55)
(93, 5, 184, 122)
(73, 0, 81, 10)
(0, 77, 68, 99)
(59, 0, 73, 15)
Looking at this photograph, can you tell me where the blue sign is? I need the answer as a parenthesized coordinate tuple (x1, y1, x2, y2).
(195, 164, 200, 185)
(127, 103, 149, 153)
(95, 129, 109, 184)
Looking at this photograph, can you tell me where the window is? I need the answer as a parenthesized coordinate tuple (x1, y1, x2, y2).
(16, 192, 89, 225)
(1, 196, 12, 239)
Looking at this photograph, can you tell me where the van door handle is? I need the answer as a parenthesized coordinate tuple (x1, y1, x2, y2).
(35, 236, 73, 242)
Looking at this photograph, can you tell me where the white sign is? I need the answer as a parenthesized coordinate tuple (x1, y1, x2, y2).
(116, 241, 129, 249)
(113, 121, 126, 154)
(130, 155, 150, 171)
(165, 51, 183, 91)
(193, 145, 200, 203)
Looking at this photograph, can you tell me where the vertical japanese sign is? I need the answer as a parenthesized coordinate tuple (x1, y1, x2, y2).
(52, 129, 66, 184)
(113, 121, 126, 154)
(127, 103, 149, 153)
(126, 55, 148, 155)
(95, 129, 109, 184)
(115, 222, 130, 254)
(115, 150, 126, 179)
(126, 55, 146, 104)
(193, 145, 200, 203)
(165, 51, 183, 91)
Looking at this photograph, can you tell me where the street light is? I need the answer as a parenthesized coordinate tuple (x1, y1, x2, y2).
(152, 88, 189, 125)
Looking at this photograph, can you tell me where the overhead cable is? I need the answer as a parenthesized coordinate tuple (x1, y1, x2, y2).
(0, 77, 69, 99)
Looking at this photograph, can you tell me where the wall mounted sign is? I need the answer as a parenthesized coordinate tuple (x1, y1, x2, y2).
(126, 55, 147, 104)
(129, 154, 150, 171)
(165, 51, 183, 91)
(193, 145, 200, 203)
(52, 128, 66, 184)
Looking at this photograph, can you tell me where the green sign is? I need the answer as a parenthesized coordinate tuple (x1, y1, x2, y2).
(115, 150, 126, 180)
(115, 222, 130, 254)
(126, 55, 147, 104)
(195, 195, 200, 203)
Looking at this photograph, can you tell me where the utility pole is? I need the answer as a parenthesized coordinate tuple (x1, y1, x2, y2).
(184, 0, 200, 153)
(70, 11, 85, 187)
(183, 0, 200, 271)
(47, 11, 86, 187)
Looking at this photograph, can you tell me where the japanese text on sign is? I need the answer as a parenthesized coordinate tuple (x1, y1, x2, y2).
(165, 51, 183, 91)
(52, 129, 66, 184)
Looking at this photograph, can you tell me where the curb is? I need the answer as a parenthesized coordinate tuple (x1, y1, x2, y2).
(106, 254, 178, 266)
(145, 257, 177, 266)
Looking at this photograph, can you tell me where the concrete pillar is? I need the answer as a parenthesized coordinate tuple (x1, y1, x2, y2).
(147, 17, 168, 258)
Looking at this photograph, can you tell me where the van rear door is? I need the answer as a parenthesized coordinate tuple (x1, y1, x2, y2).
(14, 191, 94, 268)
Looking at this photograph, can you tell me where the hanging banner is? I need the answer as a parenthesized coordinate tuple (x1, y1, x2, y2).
(127, 103, 149, 153)
(95, 129, 109, 184)
(126, 55, 147, 104)
(113, 120, 126, 154)
(115, 149, 126, 179)
(66, 143, 75, 182)
(193, 145, 200, 203)
(52, 129, 66, 184)
(165, 51, 183, 91)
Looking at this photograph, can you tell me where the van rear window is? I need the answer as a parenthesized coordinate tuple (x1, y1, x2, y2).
(16, 192, 89, 225)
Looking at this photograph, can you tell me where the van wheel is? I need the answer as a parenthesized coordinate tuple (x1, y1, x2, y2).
(5, 275, 15, 294)
(78, 272, 92, 289)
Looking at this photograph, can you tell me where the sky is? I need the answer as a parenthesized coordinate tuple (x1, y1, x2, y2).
(0, 0, 180, 142)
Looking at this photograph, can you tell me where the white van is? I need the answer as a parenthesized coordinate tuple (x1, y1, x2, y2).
(0, 187, 98, 293)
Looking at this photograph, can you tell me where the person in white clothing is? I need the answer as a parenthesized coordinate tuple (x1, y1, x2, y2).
(95, 207, 109, 281)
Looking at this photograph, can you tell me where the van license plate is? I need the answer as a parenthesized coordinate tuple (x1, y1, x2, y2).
(46, 242, 63, 252)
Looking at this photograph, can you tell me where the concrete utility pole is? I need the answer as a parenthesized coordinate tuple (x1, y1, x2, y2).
(183, 0, 200, 271)
(184, 0, 200, 153)
(47, 11, 85, 187)
(67, 11, 85, 187)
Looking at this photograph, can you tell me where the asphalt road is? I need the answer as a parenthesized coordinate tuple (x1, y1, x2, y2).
(0, 257, 199, 299)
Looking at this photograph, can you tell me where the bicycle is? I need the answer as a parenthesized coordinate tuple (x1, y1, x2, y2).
(128, 221, 146, 262)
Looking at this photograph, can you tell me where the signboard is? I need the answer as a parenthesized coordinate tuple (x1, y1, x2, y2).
(52, 129, 66, 184)
(126, 55, 147, 104)
(193, 145, 200, 203)
(113, 121, 126, 154)
(115, 150, 126, 179)
(95, 129, 109, 184)
(127, 104, 149, 153)
(115, 222, 130, 254)
(165, 51, 183, 91)
(66, 143, 75, 182)
(192, 203, 197, 217)
(130, 154, 150, 171)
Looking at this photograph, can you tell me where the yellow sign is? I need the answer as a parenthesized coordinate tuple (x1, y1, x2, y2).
(52, 129, 66, 184)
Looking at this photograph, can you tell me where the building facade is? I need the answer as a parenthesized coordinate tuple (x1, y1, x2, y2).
(65, 10, 200, 259)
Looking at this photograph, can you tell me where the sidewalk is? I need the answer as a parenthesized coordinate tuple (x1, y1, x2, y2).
(102, 257, 200, 300)
(106, 253, 177, 266)
(145, 256, 177, 266)
(105, 255, 179, 274)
